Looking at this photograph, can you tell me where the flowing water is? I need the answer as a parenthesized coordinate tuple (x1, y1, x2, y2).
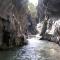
(0, 36, 60, 60)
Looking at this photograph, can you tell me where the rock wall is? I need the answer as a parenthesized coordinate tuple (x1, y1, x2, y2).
(37, 0, 60, 45)
(13, 0, 37, 34)
(0, 0, 38, 49)
(0, 0, 28, 49)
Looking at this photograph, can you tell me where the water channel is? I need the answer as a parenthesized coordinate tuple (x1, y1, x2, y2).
(0, 37, 60, 60)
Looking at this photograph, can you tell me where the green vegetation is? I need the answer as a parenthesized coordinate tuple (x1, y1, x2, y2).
(28, 3, 37, 18)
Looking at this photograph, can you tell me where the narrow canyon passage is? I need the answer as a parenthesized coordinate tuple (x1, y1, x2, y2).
(0, 0, 60, 60)
(0, 36, 60, 60)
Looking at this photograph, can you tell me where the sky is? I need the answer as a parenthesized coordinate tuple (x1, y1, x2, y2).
(29, 0, 38, 6)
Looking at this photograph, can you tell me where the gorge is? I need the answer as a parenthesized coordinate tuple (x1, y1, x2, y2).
(0, 0, 60, 60)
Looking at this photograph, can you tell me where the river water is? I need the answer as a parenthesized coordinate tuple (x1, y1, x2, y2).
(0, 37, 60, 60)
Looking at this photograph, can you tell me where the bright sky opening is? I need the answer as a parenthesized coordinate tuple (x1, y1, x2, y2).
(29, 0, 38, 6)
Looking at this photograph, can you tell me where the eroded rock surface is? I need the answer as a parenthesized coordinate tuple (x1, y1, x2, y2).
(37, 0, 60, 45)
(0, 0, 28, 49)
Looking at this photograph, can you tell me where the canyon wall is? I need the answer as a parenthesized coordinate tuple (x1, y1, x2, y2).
(0, 0, 37, 49)
(37, 0, 60, 45)
(0, 0, 28, 49)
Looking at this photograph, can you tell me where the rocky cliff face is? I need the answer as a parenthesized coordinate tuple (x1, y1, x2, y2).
(37, 0, 60, 45)
(0, 0, 27, 49)
(38, 0, 60, 19)
(0, 0, 38, 49)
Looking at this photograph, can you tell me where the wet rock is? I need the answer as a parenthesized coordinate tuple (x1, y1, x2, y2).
(15, 35, 28, 46)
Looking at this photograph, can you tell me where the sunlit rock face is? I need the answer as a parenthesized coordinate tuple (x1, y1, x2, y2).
(38, 0, 60, 44)
(36, 22, 43, 34)
(47, 19, 60, 35)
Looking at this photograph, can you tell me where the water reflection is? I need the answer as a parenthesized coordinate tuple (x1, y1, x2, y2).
(0, 37, 60, 60)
